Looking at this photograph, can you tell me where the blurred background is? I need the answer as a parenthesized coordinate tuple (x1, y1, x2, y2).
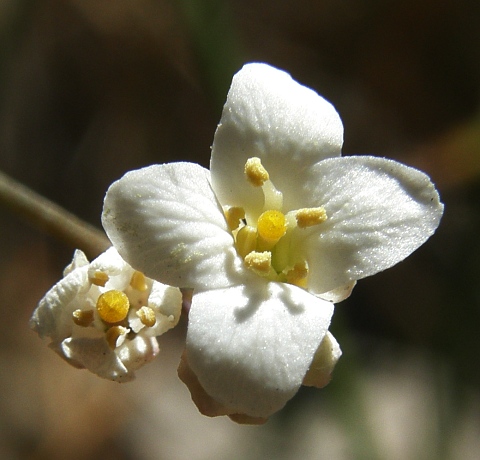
(0, 0, 479, 458)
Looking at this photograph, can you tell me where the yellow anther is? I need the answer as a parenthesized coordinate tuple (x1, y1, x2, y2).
(257, 210, 287, 243)
(295, 207, 327, 228)
(136, 306, 156, 328)
(224, 206, 245, 231)
(285, 261, 309, 288)
(130, 271, 148, 292)
(245, 157, 269, 186)
(244, 251, 272, 275)
(105, 325, 129, 349)
(96, 290, 130, 323)
(72, 309, 95, 327)
(90, 270, 109, 287)
(235, 225, 257, 258)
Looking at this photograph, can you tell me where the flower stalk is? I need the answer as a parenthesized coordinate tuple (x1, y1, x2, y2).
(0, 169, 110, 258)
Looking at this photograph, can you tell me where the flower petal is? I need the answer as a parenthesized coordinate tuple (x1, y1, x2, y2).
(210, 63, 344, 217)
(102, 163, 245, 290)
(302, 331, 342, 388)
(186, 281, 334, 418)
(30, 264, 89, 341)
(63, 249, 89, 275)
(177, 350, 268, 424)
(297, 156, 444, 294)
(58, 335, 160, 382)
(59, 337, 133, 382)
(134, 281, 182, 336)
(318, 281, 357, 303)
(31, 247, 181, 382)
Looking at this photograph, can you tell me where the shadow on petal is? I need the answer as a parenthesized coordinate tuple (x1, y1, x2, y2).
(233, 279, 310, 325)
(233, 281, 270, 323)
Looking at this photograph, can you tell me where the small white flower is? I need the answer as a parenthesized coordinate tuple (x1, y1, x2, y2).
(101, 63, 443, 419)
(30, 247, 182, 382)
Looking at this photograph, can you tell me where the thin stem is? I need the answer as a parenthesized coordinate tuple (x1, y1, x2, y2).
(0, 170, 110, 258)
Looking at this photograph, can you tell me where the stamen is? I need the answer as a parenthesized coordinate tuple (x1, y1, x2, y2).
(244, 251, 272, 275)
(96, 290, 130, 323)
(130, 271, 148, 292)
(90, 270, 109, 287)
(296, 207, 327, 228)
(261, 180, 283, 210)
(235, 225, 257, 258)
(285, 261, 309, 288)
(72, 309, 95, 327)
(105, 325, 129, 349)
(136, 306, 156, 327)
(245, 157, 269, 186)
(224, 206, 245, 231)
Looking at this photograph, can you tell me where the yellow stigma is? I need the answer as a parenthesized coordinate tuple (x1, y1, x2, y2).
(244, 251, 272, 275)
(136, 306, 156, 327)
(296, 207, 328, 228)
(224, 206, 245, 231)
(96, 290, 130, 323)
(245, 157, 269, 186)
(257, 210, 287, 243)
(89, 270, 109, 287)
(130, 271, 148, 291)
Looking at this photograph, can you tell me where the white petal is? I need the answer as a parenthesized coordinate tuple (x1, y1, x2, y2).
(89, 246, 130, 277)
(141, 282, 182, 336)
(63, 249, 89, 275)
(186, 281, 334, 418)
(303, 331, 342, 388)
(30, 264, 89, 341)
(318, 281, 357, 303)
(89, 246, 134, 290)
(297, 156, 444, 294)
(58, 334, 160, 382)
(102, 163, 245, 290)
(211, 62, 344, 217)
(116, 335, 160, 375)
(59, 337, 137, 382)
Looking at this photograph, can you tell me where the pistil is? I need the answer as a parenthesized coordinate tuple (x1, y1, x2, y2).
(96, 290, 130, 323)
(257, 210, 287, 248)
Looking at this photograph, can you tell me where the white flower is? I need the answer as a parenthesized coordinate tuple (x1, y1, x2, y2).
(30, 247, 182, 382)
(101, 63, 443, 420)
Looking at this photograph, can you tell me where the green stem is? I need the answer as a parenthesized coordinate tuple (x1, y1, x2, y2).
(0, 170, 110, 258)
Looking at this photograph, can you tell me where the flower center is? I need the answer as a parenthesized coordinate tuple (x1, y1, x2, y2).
(73, 270, 159, 349)
(224, 157, 328, 288)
